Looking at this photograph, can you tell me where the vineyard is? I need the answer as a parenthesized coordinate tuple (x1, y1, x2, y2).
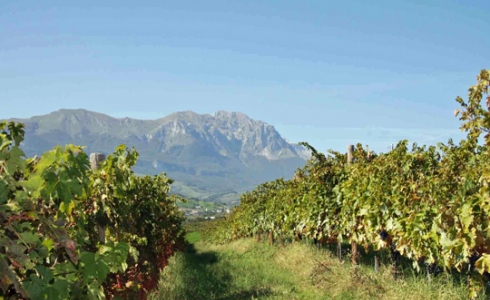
(209, 69, 490, 298)
(0, 122, 186, 299)
(2, 69, 489, 299)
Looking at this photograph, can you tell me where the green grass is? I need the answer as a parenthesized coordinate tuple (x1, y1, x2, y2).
(150, 239, 319, 300)
(176, 198, 226, 209)
(185, 231, 201, 244)
(150, 237, 487, 300)
(170, 181, 240, 205)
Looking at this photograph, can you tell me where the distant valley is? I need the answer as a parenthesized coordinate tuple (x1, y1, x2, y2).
(10, 109, 310, 204)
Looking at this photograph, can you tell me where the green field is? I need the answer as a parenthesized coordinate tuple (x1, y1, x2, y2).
(176, 198, 226, 210)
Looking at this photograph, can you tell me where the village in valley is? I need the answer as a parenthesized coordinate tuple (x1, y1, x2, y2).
(177, 199, 231, 220)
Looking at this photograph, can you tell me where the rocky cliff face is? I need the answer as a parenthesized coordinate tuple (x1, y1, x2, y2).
(11, 109, 309, 203)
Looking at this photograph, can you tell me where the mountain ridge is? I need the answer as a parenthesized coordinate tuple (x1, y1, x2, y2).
(9, 108, 310, 204)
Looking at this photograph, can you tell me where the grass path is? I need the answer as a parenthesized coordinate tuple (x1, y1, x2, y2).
(149, 232, 323, 299)
(149, 233, 480, 300)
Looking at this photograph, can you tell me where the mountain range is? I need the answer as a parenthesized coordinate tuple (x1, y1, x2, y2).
(10, 109, 310, 204)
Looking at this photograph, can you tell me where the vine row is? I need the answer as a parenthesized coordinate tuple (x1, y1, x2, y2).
(0, 122, 186, 299)
(210, 70, 490, 298)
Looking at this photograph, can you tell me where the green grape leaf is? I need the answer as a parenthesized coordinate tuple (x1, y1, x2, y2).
(474, 253, 490, 275)
(19, 231, 40, 245)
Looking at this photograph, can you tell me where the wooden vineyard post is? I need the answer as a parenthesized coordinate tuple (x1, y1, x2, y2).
(90, 152, 105, 170)
(269, 230, 273, 246)
(393, 252, 400, 280)
(347, 145, 359, 266)
(390, 243, 401, 280)
(278, 235, 284, 246)
(90, 152, 106, 244)
(295, 230, 302, 242)
(374, 255, 380, 274)
(337, 242, 342, 261)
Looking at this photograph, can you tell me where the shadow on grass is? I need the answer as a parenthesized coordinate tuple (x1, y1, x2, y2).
(217, 288, 273, 300)
(152, 243, 273, 300)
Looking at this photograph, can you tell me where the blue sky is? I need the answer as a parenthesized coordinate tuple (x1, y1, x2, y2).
(1, 0, 488, 153)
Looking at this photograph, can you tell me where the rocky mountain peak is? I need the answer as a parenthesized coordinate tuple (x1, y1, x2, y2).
(9, 109, 310, 203)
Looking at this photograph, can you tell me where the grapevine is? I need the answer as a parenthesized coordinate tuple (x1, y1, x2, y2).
(0, 122, 186, 299)
(210, 69, 490, 298)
